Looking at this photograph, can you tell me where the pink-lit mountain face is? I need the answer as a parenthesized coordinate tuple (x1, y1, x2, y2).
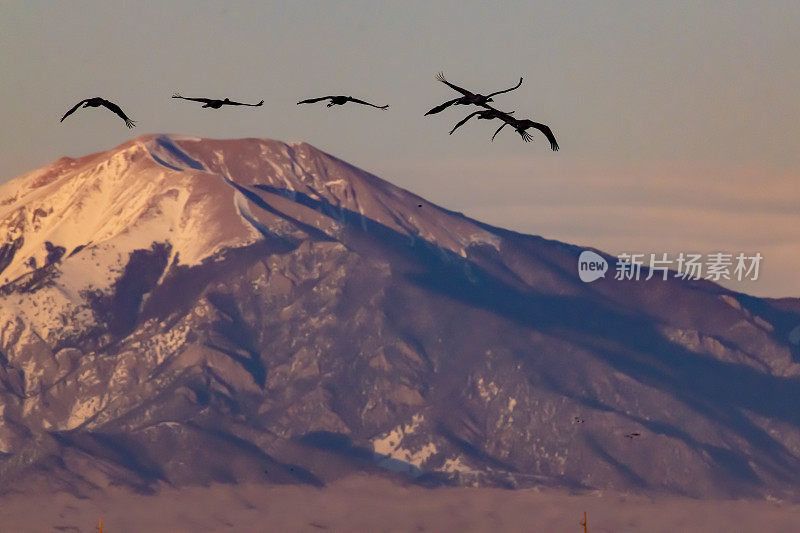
(1, 135, 800, 498)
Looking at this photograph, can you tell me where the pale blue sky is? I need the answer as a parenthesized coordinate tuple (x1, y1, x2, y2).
(1, 1, 798, 296)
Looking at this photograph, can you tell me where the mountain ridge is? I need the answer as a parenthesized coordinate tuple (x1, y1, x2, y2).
(1, 135, 800, 499)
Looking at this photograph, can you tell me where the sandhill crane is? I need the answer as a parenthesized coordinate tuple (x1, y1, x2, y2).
(172, 93, 264, 108)
(448, 107, 515, 135)
(492, 116, 559, 151)
(425, 72, 522, 116)
(297, 95, 389, 109)
(60, 97, 135, 128)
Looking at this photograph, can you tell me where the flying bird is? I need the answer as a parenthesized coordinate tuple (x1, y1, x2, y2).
(172, 93, 264, 108)
(296, 95, 389, 109)
(425, 72, 523, 116)
(491, 116, 559, 151)
(624, 432, 641, 439)
(60, 97, 135, 128)
(448, 107, 515, 135)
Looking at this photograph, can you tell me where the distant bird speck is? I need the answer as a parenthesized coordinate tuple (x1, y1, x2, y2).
(297, 95, 389, 109)
(60, 97, 135, 128)
(625, 432, 641, 439)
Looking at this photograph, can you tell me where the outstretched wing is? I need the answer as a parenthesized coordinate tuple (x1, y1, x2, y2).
(297, 96, 334, 105)
(346, 97, 389, 109)
(172, 93, 213, 104)
(435, 72, 473, 97)
(100, 99, 136, 128)
(424, 97, 461, 116)
(525, 121, 559, 151)
(491, 121, 510, 142)
(60, 99, 89, 122)
(448, 111, 481, 135)
(487, 77, 523, 98)
(225, 99, 264, 107)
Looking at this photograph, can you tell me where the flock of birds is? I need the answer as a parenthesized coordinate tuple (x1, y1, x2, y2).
(60, 73, 559, 151)
(56, 76, 659, 480)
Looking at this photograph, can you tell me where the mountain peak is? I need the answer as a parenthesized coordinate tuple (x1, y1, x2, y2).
(0, 135, 501, 290)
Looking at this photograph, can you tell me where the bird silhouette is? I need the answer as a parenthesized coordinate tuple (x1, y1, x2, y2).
(296, 95, 389, 109)
(625, 432, 641, 439)
(425, 72, 522, 116)
(448, 107, 515, 135)
(60, 97, 135, 128)
(491, 116, 559, 151)
(172, 93, 264, 108)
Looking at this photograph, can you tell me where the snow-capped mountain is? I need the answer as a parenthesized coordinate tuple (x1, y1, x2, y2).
(2, 135, 800, 498)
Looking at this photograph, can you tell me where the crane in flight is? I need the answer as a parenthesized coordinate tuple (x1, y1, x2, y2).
(297, 95, 389, 109)
(448, 107, 515, 135)
(491, 116, 559, 151)
(172, 93, 264, 109)
(425, 72, 522, 116)
(60, 97, 135, 128)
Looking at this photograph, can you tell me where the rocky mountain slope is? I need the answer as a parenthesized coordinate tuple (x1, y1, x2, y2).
(1, 135, 800, 499)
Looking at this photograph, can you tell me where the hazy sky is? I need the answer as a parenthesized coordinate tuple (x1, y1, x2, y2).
(1, 1, 798, 297)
